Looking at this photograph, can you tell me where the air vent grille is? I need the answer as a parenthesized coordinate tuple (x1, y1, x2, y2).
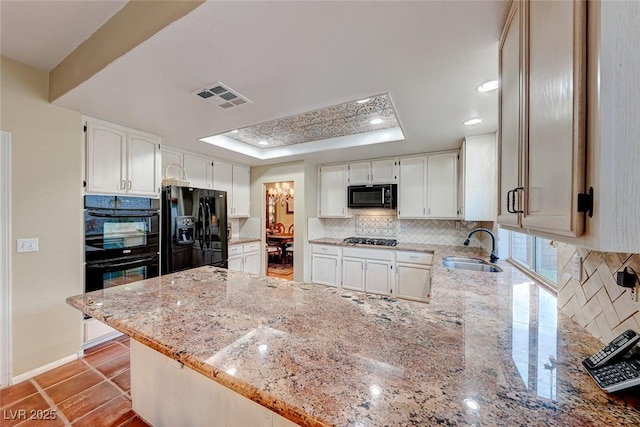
(192, 81, 252, 109)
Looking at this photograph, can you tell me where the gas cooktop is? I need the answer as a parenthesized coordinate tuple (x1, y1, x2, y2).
(343, 237, 398, 247)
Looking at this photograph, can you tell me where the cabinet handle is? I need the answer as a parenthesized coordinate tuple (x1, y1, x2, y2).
(128, 180, 132, 190)
(512, 187, 524, 214)
(423, 207, 425, 215)
(121, 180, 126, 190)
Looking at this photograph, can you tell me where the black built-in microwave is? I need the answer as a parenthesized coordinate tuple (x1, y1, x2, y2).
(347, 184, 397, 209)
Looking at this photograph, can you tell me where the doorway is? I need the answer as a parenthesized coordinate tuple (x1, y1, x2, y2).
(265, 181, 294, 280)
(1, 131, 12, 387)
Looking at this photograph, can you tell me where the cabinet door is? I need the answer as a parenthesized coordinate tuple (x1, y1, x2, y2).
(398, 157, 426, 218)
(213, 161, 233, 212)
(161, 148, 183, 183)
(183, 154, 212, 189)
(497, 1, 522, 227)
(86, 122, 127, 194)
(311, 254, 340, 287)
(228, 256, 243, 272)
(348, 161, 371, 185)
(243, 250, 260, 275)
(365, 260, 392, 296)
(127, 133, 160, 196)
(522, 0, 585, 237)
(427, 152, 457, 218)
(341, 257, 365, 291)
(462, 134, 497, 221)
(319, 164, 347, 217)
(231, 164, 250, 217)
(371, 158, 397, 184)
(396, 264, 431, 302)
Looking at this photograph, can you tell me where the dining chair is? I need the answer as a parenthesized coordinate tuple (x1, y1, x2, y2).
(274, 223, 285, 234)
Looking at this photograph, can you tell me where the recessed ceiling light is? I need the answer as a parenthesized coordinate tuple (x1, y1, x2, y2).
(463, 118, 482, 126)
(370, 118, 384, 125)
(258, 140, 269, 146)
(357, 98, 371, 104)
(230, 129, 239, 133)
(477, 80, 499, 92)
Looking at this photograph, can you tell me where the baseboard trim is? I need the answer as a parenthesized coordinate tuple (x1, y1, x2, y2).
(12, 352, 81, 385)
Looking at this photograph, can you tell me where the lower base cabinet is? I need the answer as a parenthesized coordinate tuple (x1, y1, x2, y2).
(395, 251, 433, 302)
(311, 245, 341, 286)
(131, 340, 297, 427)
(311, 244, 433, 301)
(228, 242, 261, 275)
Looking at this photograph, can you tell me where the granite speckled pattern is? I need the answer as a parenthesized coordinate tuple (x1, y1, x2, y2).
(228, 237, 261, 245)
(67, 247, 640, 426)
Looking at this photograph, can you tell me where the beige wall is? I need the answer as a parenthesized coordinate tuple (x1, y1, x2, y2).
(250, 162, 317, 282)
(1, 57, 83, 375)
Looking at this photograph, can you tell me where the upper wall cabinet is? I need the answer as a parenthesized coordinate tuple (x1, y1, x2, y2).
(458, 134, 497, 221)
(319, 164, 348, 218)
(426, 152, 457, 219)
(398, 153, 458, 219)
(183, 153, 213, 190)
(497, 0, 586, 238)
(85, 119, 160, 197)
(348, 158, 397, 185)
(211, 160, 250, 218)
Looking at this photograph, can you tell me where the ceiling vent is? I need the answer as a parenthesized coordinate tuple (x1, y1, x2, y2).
(192, 81, 252, 109)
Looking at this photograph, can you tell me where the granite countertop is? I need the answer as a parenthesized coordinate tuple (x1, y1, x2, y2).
(228, 237, 261, 245)
(67, 246, 640, 426)
(309, 237, 446, 253)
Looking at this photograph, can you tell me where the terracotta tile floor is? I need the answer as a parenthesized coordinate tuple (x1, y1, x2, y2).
(0, 336, 148, 427)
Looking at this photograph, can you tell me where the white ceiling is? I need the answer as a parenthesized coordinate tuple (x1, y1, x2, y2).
(2, 1, 510, 167)
(0, 0, 127, 71)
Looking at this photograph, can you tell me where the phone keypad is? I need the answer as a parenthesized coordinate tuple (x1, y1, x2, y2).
(592, 361, 640, 388)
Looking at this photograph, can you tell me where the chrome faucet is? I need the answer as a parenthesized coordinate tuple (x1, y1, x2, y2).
(464, 228, 499, 264)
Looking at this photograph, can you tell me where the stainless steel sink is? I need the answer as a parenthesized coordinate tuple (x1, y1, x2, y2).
(441, 256, 503, 273)
(442, 256, 488, 264)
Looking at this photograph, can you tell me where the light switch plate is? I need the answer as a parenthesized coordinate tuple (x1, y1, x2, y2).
(17, 238, 38, 253)
(572, 255, 582, 282)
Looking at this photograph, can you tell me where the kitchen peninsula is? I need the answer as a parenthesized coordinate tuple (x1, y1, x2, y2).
(67, 247, 640, 426)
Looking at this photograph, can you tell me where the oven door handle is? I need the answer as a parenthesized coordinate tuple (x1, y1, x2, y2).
(87, 255, 157, 270)
(87, 212, 158, 218)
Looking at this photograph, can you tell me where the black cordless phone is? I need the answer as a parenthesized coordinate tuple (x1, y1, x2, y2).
(582, 329, 640, 393)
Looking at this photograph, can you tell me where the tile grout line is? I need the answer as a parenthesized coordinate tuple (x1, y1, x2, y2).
(26, 378, 72, 427)
(69, 393, 134, 427)
(80, 353, 131, 397)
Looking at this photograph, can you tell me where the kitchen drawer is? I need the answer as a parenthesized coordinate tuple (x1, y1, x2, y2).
(229, 245, 243, 257)
(395, 251, 434, 265)
(244, 243, 260, 253)
(312, 245, 341, 256)
(342, 247, 394, 261)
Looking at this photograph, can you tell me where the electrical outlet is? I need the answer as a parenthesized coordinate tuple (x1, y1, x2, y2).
(17, 238, 38, 253)
(572, 255, 582, 282)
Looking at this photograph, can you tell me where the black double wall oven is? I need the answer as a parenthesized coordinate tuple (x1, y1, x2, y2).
(84, 195, 160, 293)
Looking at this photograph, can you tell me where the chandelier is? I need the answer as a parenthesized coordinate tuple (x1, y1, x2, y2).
(268, 182, 294, 206)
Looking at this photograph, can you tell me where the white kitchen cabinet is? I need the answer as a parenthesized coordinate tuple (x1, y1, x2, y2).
(365, 259, 394, 296)
(458, 134, 497, 221)
(398, 156, 426, 218)
(581, 1, 640, 253)
(85, 119, 160, 197)
(348, 158, 397, 185)
(341, 257, 365, 291)
(231, 164, 250, 217)
(318, 164, 348, 218)
(395, 251, 433, 302)
(183, 153, 213, 189)
(228, 242, 260, 274)
(161, 147, 184, 183)
(213, 161, 250, 218)
(426, 152, 457, 219)
(498, 0, 586, 238)
(311, 245, 341, 287)
(341, 247, 394, 297)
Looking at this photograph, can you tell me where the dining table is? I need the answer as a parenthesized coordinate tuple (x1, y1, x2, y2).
(267, 233, 293, 263)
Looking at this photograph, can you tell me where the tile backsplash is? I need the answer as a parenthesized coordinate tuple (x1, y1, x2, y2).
(317, 212, 487, 249)
(557, 243, 640, 344)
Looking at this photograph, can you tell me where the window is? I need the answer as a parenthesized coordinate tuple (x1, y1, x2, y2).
(508, 231, 558, 285)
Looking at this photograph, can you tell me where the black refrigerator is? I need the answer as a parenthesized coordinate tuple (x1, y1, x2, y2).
(161, 185, 228, 274)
